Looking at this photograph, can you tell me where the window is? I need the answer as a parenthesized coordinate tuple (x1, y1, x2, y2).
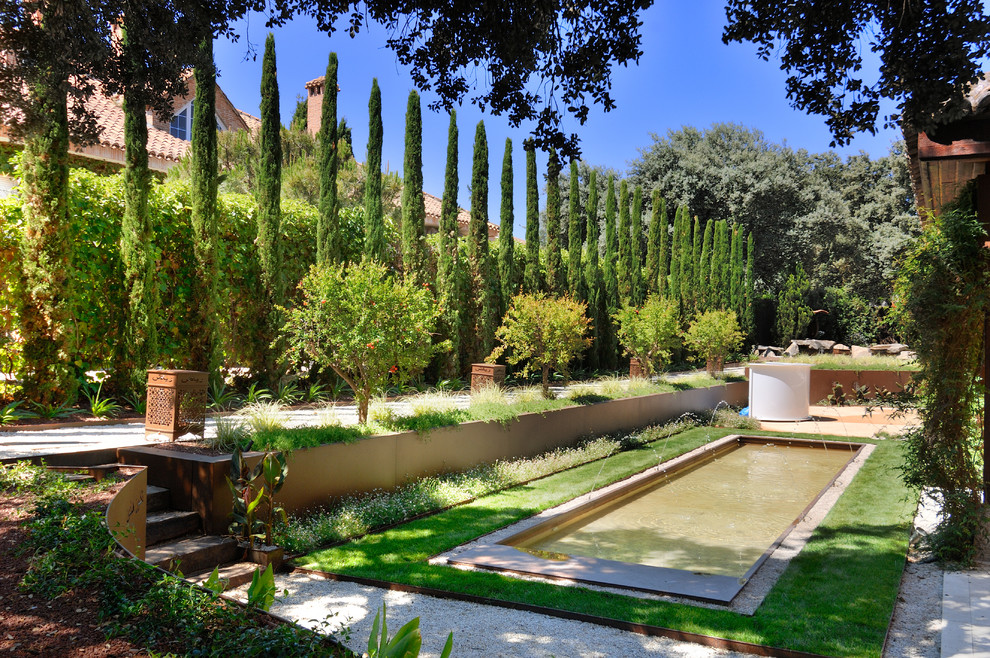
(169, 100, 226, 140)
(169, 101, 192, 140)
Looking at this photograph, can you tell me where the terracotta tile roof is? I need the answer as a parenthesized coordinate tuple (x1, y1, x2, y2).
(237, 110, 261, 133)
(422, 191, 500, 237)
(85, 93, 189, 163)
(305, 76, 325, 90)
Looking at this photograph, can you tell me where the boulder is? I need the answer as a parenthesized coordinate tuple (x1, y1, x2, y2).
(850, 345, 871, 359)
(898, 350, 917, 362)
(783, 342, 801, 357)
(788, 339, 835, 355)
(885, 343, 908, 355)
(832, 344, 851, 355)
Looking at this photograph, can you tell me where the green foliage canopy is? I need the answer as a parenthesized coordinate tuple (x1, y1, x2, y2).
(281, 259, 441, 424)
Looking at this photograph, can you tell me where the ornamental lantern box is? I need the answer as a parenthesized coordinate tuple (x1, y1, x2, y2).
(145, 370, 208, 442)
(471, 363, 506, 394)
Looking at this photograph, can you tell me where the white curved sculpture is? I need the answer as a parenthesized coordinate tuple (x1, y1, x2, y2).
(748, 363, 811, 421)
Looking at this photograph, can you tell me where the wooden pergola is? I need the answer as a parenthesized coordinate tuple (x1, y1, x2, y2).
(904, 73, 990, 503)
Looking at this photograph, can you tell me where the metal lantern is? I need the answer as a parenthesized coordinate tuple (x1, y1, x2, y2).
(144, 370, 208, 442)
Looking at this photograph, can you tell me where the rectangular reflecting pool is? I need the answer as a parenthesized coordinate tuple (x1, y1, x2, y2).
(448, 435, 864, 603)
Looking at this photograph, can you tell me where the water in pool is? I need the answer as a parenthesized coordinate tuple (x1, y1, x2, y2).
(511, 442, 853, 577)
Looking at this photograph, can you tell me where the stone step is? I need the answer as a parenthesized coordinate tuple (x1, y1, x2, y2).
(145, 535, 240, 576)
(145, 485, 170, 513)
(146, 510, 201, 546)
(188, 562, 261, 591)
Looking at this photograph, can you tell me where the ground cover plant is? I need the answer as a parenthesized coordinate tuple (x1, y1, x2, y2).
(296, 428, 916, 657)
(786, 354, 918, 371)
(251, 373, 739, 451)
(1, 461, 351, 656)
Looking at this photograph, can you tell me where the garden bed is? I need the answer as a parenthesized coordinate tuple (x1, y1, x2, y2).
(119, 380, 747, 533)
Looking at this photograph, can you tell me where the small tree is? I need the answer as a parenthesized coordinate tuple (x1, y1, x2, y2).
(776, 264, 812, 345)
(683, 309, 744, 376)
(490, 293, 591, 398)
(613, 294, 680, 378)
(281, 260, 442, 424)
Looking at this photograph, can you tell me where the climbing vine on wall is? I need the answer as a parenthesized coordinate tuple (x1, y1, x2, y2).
(893, 182, 988, 561)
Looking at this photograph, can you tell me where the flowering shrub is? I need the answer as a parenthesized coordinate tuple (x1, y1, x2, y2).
(281, 259, 444, 423)
(613, 294, 680, 377)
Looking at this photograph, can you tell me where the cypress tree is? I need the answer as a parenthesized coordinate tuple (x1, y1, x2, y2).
(689, 216, 701, 312)
(436, 111, 463, 377)
(401, 90, 426, 282)
(468, 120, 497, 362)
(645, 190, 663, 295)
(678, 212, 694, 316)
(630, 186, 644, 305)
(189, 36, 219, 373)
(745, 232, 756, 339)
(497, 137, 515, 319)
(712, 220, 730, 309)
(616, 180, 632, 305)
(698, 220, 714, 313)
(544, 149, 564, 295)
(118, 19, 158, 390)
(657, 199, 670, 297)
(257, 34, 283, 301)
(567, 160, 583, 300)
(523, 144, 541, 293)
(730, 225, 744, 316)
(668, 206, 684, 309)
(256, 34, 284, 382)
(583, 171, 604, 371)
(364, 78, 385, 262)
(602, 175, 619, 369)
(317, 52, 339, 264)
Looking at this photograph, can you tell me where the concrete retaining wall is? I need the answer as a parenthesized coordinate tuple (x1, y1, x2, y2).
(119, 381, 747, 533)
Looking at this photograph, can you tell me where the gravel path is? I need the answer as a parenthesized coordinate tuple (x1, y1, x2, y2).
(231, 573, 757, 658)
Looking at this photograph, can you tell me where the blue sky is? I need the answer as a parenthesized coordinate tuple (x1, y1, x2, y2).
(214, 5, 907, 238)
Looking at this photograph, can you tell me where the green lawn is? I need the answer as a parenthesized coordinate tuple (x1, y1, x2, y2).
(296, 427, 916, 657)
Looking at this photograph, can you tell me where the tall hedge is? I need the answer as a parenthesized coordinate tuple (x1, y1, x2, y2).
(316, 52, 339, 264)
(1, 171, 327, 385)
(364, 78, 386, 262)
(401, 90, 426, 282)
(497, 138, 515, 319)
(523, 144, 541, 294)
(544, 150, 564, 295)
